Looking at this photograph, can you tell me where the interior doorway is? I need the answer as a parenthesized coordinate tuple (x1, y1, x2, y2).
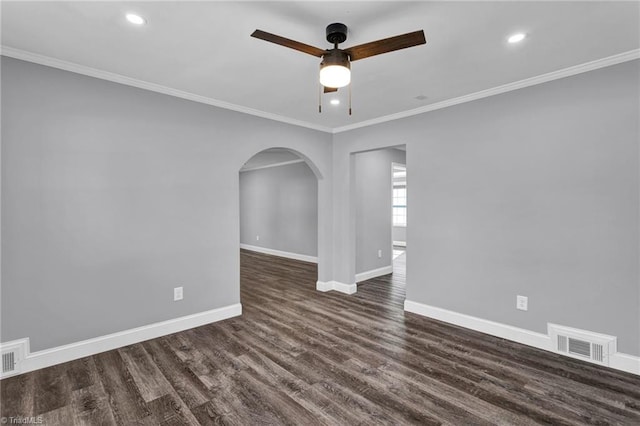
(353, 145, 407, 286)
(238, 148, 320, 297)
(392, 162, 407, 272)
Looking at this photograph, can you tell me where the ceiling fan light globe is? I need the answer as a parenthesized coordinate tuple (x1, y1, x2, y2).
(319, 65, 351, 88)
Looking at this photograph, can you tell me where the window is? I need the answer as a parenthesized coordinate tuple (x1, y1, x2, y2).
(392, 164, 406, 227)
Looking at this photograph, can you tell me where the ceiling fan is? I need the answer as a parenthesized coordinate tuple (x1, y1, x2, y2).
(251, 23, 426, 114)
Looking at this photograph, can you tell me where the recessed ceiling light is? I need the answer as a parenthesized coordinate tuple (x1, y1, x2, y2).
(330, 99, 340, 105)
(126, 13, 146, 25)
(508, 33, 526, 44)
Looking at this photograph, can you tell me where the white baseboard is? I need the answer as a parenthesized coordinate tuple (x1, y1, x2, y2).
(404, 301, 551, 349)
(356, 265, 393, 283)
(240, 244, 318, 263)
(333, 281, 357, 294)
(316, 281, 333, 292)
(610, 352, 640, 375)
(0, 303, 242, 378)
(404, 300, 639, 376)
(316, 280, 357, 295)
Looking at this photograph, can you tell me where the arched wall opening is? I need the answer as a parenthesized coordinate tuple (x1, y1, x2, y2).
(237, 147, 326, 292)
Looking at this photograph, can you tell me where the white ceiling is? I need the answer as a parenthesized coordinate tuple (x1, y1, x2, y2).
(2, 1, 639, 132)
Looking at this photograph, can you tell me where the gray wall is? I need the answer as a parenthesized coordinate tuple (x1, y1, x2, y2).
(355, 148, 406, 273)
(334, 60, 640, 356)
(240, 161, 318, 257)
(392, 226, 406, 244)
(241, 149, 301, 170)
(2, 55, 639, 358)
(1, 57, 333, 351)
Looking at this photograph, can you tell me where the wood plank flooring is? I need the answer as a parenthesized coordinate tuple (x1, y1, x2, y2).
(2, 249, 639, 425)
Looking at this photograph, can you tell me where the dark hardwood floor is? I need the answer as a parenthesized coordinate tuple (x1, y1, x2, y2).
(2, 249, 639, 425)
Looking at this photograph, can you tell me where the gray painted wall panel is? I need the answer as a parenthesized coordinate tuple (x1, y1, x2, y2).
(2, 55, 638, 359)
(334, 60, 640, 355)
(392, 226, 406, 244)
(1, 57, 332, 351)
(240, 162, 317, 256)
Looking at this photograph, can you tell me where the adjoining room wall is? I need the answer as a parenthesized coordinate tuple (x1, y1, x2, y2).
(355, 148, 406, 274)
(392, 226, 406, 245)
(333, 60, 640, 356)
(1, 57, 333, 352)
(240, 161, 318, 257)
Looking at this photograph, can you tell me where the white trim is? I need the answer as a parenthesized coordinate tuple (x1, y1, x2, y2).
(404, 300, 640, 376)
(240, 244, 318, 264)
(393, 241, 407, 248)
(0, 46, 332, 134)
(333, 49, 640, 134)
(316, 280, 357, 295)
(240, 159, 305, 173)
(333, 281, 357, 294)
(356, 265, 393, 283)
(0, 303, 242, 377)
(610, 353, 640, 376)
(2, 46, 637, 135)
(404, 301, 551, 349)
(315, 281, 334, 292)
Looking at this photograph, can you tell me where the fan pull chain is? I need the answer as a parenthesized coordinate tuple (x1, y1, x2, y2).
(349, 83, 352, 116)
(318, 84, 322, 113)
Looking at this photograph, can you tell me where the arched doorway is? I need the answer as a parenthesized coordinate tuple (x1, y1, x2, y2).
(238, 148, 323, 300)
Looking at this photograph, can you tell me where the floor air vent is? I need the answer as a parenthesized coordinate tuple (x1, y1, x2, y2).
(0, 340, 26, 379)
(2, 351, 16, 374)
(550, 324, 615, 366)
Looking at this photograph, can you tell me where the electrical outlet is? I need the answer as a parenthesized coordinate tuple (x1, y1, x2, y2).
(256, 235, 260, 241)
(174, 286, 183, 301)
(516, 295, 528, 311)
(377, 249, 382, 258)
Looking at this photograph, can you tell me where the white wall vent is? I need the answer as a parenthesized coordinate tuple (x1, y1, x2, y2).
(0, 340, 27, 379)
(549, 324, 616, 366)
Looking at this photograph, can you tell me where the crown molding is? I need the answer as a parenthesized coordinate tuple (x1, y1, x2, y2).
(332, 49, 640, 134)
(0, 46, 333, 134)
(2, 46, 638, 136)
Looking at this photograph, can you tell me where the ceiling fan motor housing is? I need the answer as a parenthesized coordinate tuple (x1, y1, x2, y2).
(326, 23, 348, 45)
(320, 49, 350, 70)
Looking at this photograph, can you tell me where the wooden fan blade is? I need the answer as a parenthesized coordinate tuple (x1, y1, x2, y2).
(324, 86, 338, 93)
(345, 30, 426, 61)
(251, 29, 326, 57)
